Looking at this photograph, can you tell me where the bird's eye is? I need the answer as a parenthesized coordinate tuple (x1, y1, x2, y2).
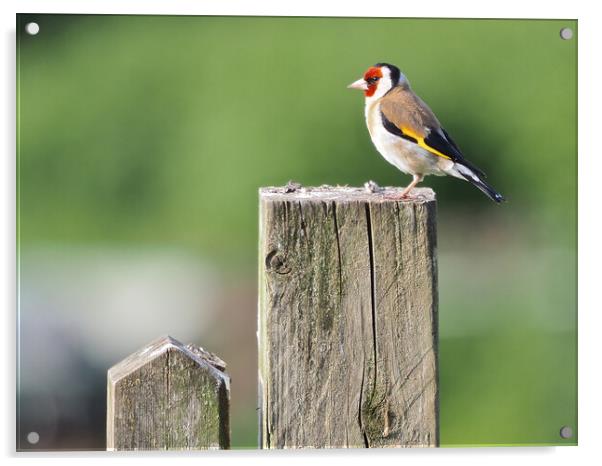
(366, 76, 380, 84)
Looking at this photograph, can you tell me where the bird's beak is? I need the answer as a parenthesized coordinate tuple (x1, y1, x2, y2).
(347, 78, 368, 91)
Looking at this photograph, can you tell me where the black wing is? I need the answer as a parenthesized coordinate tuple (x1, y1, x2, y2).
(424, 128, 487, 179)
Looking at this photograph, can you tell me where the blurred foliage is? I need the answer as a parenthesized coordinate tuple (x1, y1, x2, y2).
(17, 15, 576, 258)
(17, 15, 577, 448)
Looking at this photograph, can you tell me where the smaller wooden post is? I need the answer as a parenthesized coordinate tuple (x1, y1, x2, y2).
(107, 335, 230, 450)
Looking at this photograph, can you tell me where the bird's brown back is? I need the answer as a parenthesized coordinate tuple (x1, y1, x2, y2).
(379, 86, 441, 138)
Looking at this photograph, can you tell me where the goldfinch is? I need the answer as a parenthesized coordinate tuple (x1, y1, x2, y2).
(348, 63, 505, 203)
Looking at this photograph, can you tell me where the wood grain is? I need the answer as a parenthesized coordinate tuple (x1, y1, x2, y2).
(107, 336, 230, 450)
(258, 186, 438, 448)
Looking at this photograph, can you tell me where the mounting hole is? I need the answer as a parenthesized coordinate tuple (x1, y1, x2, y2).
(559, 425, 573, 439)
(25, 22, 40, 35)
(27, 432, 40, 444)
(559, 27, 573, 40)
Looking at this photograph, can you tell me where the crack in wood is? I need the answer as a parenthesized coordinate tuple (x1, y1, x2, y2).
(358, 365, 369, 448)
(402, 376, 436, 419)
(259, 187, 438, 448)
(332, 202, 344, 301)
(364, 202, 379, 448)
(365, 203, 378, 385)
(388, 346, 433, 393)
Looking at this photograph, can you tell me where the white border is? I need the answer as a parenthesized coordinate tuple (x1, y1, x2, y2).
(0, 0, 588, 18)
(3, 1, 600, 465)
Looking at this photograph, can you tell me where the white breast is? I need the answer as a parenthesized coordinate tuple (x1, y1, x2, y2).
(364, 99, 447, 176)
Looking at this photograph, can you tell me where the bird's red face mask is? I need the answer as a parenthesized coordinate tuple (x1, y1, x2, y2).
(347, 66, 383, 97)
(362, 67, 383, 97)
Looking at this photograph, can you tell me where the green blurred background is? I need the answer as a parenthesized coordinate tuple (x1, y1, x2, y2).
(17, 15, 577, 449)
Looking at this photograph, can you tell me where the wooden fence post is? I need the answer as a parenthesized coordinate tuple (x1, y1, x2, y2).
(107, 335, 230, 450)
(258, 185, 438, 448)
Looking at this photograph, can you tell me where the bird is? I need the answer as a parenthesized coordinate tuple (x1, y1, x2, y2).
(348, 63, 505, 203)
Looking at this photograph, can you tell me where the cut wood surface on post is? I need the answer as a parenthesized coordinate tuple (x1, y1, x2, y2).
(258, 184, 438, 448)
(107, 335, 230, 450)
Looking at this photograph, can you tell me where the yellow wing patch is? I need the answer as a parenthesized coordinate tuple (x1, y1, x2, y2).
(401, 126, 452, 160)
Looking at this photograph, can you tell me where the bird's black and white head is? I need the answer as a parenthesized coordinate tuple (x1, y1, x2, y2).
(347, 63, 409, 99)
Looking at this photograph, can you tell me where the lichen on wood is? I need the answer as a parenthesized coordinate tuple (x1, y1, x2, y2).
(258, 185, 438, 448)
(107, 335, 230, 450)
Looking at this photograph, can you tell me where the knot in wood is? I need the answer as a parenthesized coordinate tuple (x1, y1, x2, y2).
(265, 250, 291, 275)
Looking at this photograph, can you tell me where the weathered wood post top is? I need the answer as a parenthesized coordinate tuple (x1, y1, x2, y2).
(260, 184, 435, 202)
(258, 184, 438, 448)
(107, 335, 230, 451)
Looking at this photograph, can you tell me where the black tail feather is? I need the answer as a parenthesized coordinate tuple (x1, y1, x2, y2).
(456, 163, 505, 203)
(468, 177, 506, 203)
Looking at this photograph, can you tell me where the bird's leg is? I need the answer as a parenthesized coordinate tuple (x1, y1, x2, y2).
(399, 174, 424, 199)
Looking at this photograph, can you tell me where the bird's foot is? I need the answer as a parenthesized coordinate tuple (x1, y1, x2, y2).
(385, 174, 425, 201)
(383, 191, 412, 201)
(384, 189, 427, 202)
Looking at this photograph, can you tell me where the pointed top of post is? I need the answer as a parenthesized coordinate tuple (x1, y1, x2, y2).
(107, 335, 228, 386)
